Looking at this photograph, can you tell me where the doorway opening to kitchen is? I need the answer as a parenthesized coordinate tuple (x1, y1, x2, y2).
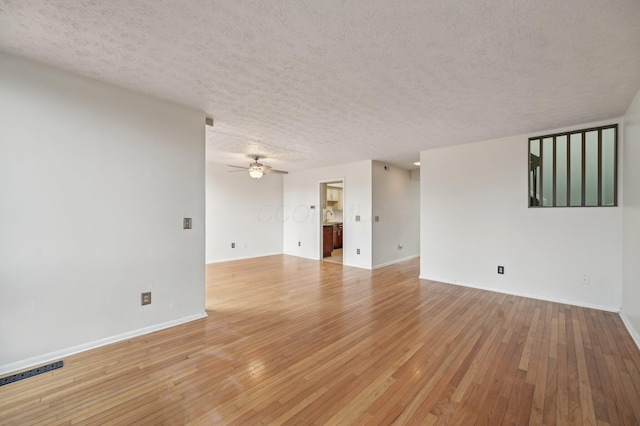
(320, 180, 344, 264)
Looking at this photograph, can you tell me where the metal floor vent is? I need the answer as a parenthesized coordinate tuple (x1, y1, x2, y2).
(0, 361, 63, 386)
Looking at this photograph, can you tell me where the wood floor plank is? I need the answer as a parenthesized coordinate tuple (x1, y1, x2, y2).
(519, 306, 541, 372)
(460, 330, 513, 425)
(1, 255, 639, 424)
(584, 308, 615, 425)
(529, 303, 553, 424)
(565, 308, 583, 425)
(573, 311, 598, 425)
(542, 303, 559, 426)
(500, 298, 538, 425)
(487, 299, 532, 424)
(557, 308, 570, 425)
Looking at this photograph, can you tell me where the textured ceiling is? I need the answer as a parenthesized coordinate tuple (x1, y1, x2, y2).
(1, 1, 639, 171)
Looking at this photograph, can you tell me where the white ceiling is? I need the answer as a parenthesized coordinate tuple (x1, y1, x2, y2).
(1, 1, 639, 171)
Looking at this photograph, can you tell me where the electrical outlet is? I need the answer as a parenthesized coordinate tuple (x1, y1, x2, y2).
(357, 248, 360, 255)
(375, 216, 380, 222)
(497, 266, 504, 274)
(581, 274, 590, 285)
(183, 218, 192, 229)
(231, 243, 235, 248)
(298, 241, 301, 246)
(141, 292, 151, 305)
(355, 215, 360, 221)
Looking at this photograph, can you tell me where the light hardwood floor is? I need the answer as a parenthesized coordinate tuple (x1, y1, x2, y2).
(1, 255, 640, 425)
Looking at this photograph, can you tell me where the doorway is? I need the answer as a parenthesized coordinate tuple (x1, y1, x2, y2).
(320, 180, 344, 264)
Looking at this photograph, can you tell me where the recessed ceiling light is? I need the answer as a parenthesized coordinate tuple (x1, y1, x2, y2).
(413, 162, 420, 166)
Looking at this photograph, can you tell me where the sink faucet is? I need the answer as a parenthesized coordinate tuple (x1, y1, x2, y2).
(324, 209, 334, 222)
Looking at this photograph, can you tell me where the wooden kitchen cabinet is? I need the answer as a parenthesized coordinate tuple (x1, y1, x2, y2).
(323, 225, 333, 257)
(324, 223, 343, 256)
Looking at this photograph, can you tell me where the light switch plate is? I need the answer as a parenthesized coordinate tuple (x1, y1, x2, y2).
(183, 218, 192, 229)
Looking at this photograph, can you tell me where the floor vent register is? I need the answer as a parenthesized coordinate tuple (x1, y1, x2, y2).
(0, 361, 64, 386)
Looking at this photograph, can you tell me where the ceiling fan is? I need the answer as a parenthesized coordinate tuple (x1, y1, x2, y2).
(227, 156, 288, 179)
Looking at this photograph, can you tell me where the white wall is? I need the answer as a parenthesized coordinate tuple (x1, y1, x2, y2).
(421, 120, 623, 311)
(0, 53, 206, 373)
(283, 160, 372, 269)
(372, 161, 420, 268)
(206, 162, 283, 262)
(622, 89, 640, 347)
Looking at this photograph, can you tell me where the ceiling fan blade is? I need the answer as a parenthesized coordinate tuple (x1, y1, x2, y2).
(228, 159, 287, 175)
(228, 170, 247, 173)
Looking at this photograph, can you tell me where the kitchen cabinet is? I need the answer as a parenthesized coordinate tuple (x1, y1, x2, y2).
(327, 186, 342, 201)
(326, 186, 343, 210)
(335, 223, 343, 249)
(332, 225, 338, 249)
(323, 223, 343, 256)
(323, 225, 333, 257)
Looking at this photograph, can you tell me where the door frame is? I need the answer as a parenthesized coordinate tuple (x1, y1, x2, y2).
(318, 178, 345, 262)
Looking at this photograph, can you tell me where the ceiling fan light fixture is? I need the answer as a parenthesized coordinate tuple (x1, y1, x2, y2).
(227, 155, 287, 178)
(249, 168, 264, 179)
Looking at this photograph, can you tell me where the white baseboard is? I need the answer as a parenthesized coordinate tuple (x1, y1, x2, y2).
(620, 312, 640, 351)
(373, 254, 420, 270)
(418, 275, 620, 313)
(282, 251, 320, 261)
(283, 252, 373, 270)
(0, 312, 208, 376)
(342, 262, 372, 270)
(206, 252, 282, 264)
